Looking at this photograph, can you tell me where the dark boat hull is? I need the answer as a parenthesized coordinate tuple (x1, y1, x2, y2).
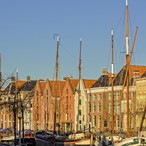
(35, 137, 56, 146)
(36, 138, 91, 146)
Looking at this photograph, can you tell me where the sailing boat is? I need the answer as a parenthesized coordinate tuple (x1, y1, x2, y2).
(114, 0, 146, 145)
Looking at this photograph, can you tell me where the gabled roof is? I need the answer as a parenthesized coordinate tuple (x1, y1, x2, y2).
(50, 80, 65, 97)
(4, 80, 26, 95)
(91, 75, 109, 88)
(83, 79, 96, 88)
(141, 71, 146, 78)
(16, 80, 26, 88)
(68, 78, 79, 94)
(39, 81, 46, 94)
(20, 80, 36, 91)
(114, 65, 146, 86)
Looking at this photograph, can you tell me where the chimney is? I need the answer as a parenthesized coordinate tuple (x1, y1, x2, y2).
(11, 76, 15, 82)
(102, 68, 108, 75)
(27, 75, 30, 81)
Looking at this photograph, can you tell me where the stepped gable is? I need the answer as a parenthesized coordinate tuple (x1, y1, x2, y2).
(91, 75, 109, 88)
(83, 79, 96, 88)
(114, 65, 146, 86)
(50, 80, 65, 97)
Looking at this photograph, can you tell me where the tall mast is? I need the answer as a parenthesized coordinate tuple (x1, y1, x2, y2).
(125, 0, 130, 137)
(111, 29, 115, 134)
(54, 35, 60, 132)
(126, 0, 129, 56)
(77, 38, 82, 131)
(0, 53, 2, 90)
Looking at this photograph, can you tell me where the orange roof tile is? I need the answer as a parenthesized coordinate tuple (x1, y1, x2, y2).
(129, 65, 146, 79)
(83, 79, 96, 88)
(69, 78, 79, 89)
(49, 80, 65, 97)
(39, 81, 46, 93)
(16, 80, 26, 88)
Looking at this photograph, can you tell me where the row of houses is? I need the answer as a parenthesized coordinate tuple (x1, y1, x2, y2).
(0, 65, 146, 135)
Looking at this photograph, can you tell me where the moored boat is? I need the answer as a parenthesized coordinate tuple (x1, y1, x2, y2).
(35, 130, 92, 146)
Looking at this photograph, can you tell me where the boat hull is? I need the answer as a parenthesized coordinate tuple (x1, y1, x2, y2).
(36, 138, 91, 146)
(35, 137, 56, 146)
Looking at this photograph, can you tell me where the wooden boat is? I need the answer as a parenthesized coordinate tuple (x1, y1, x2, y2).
(35, 130, 92, 146)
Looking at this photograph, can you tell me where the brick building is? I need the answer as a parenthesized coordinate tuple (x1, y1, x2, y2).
(87, 65, 146, 134)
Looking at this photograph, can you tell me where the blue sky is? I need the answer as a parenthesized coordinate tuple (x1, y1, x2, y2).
(0, 0, 146, 81)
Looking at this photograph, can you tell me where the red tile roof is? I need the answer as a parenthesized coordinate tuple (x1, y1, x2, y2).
(49, 80, 65, 97)
(83, 79, 96, 88)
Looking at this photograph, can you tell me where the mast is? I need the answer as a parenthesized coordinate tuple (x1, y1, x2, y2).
(77, 38, 82, 132)
(54, 35, 60, 132)
(125, 0, 130, 137)
(126, 0, 129, 56)
(0, 53, 2, 90)
(111, 29, 115, 134)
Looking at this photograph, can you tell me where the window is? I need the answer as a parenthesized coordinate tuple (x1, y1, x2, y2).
(36, 91, 38, 96)
(94, 103, 96, 113)
(83, 115, 84, 121)
(79, 110, 82, 115)
(94, 115, 96, 126)
(98, 115, 101, 128)
(66, 89, 68, 95)
(104, 120, 107, 127)
(98, 94, 101, 102)
(79, 99, 81, 105)
(93, 94, 96, 101)
(46, 90, 48, 95)
(98, 103, 101, 112)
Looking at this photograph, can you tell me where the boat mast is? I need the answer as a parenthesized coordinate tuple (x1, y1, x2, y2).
(54, 35, 60, 132)
(77, 38, 82, 132)
(0, 53, 2, 90)
(125, 0, 130, 137)
(111, 29, 115, 134)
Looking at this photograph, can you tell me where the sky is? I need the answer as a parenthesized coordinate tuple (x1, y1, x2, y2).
(0, 0, 146, 82)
